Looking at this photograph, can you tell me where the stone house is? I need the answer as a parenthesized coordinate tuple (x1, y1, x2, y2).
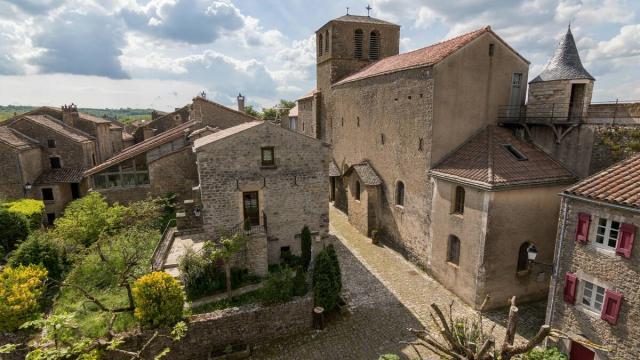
(1, 114, 97, 223)
(429, 126, 574, 309)
(84, 96, 259, 205)
(192, 121, 330, 267)
(546, 154, 640, 359)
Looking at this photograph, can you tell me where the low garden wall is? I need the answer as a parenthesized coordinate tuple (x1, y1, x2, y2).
(110, 294, 314, 359)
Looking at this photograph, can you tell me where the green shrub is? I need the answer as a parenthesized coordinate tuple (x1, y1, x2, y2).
(326, 244, 342, 292)
(2, 199, 44, 229)
(0, 209, 30, 252)
(300, 226, 312, 271)
(280, 251, 301, 268)
(378, 355, 400, 360)
(261, 268, 294, 305)
(292, 266, 308, 297)
(9, 231, 64, 280)
(313, 249, 340, 311)
(523, 347, 567, 360)
(0, 264, 48, 332)
(132, 272, 185, 328)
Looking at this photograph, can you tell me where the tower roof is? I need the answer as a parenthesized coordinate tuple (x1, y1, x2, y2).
(332, 14, 399, 26)
(530, 26, 594, 83)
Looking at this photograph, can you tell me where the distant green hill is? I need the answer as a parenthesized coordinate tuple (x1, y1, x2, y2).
(0, 106, 154, 125)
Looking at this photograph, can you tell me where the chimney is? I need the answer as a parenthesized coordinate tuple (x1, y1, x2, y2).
(237, 93, 245, 113)
(61, 103, 79, 127)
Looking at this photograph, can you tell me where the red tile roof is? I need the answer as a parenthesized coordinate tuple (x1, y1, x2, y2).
(564, 153, 640, 209)
(0, 126, 39, 150)
(431, 126, 575, 189)
(85, 120, 198, 176)
(335, 26, 491, 86)
(298, 88, 317, 101)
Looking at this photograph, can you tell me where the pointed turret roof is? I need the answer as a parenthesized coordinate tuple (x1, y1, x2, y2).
(530, 26, 594, 83)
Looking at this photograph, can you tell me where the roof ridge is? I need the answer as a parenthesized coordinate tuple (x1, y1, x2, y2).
(193, 96, 261, 121)
(566, 152, 640, 193)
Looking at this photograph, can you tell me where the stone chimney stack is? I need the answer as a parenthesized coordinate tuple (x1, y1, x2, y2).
(237, 93, 245, 113)
(61, 103, 79, 127)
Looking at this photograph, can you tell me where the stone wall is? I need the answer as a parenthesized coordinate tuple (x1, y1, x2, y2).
(195, 122, 330, 264)
(191, 97, 256, 130)
(297, 96, 316, 138)
(547, 197, 640, 359)
(149, 147, 199, 202)
(97, 185, 153, 205)
(589, 125, 640, 174)
(0, 143, 25, 200)
(111, 295, 313, 360)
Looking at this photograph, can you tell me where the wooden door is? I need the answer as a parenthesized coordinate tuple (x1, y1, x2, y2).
(243, 192, 260, 226)
(570, 342, 595, 360)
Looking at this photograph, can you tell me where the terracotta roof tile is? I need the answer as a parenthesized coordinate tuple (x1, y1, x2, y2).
(36, 168, 85, 184)
(298, 89, 317, 100)
(335, 26, 491, 85)
(10, 115, 94, 143)
(565, 153, 640, 208)
(85, 120, 198, 176)
(431, 126, 575, 189)
(0, 126, 39, 150)
(345, 161, 382, 186)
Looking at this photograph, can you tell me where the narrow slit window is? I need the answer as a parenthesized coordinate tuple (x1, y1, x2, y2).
(447, 235, 461, 265)
(354, 29, 364, 59)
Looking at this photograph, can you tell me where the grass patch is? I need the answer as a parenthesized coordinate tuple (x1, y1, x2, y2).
(190, 289, 264, 315)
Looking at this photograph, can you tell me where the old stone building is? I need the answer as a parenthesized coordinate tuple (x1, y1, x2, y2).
(84, 95, 259, 204)
(154, 121, 330, 277)
(429, 126, 574, 308)
(289, 13, 638, 310)
(1, 114, 97, 223)
(546, 154, 640, 359)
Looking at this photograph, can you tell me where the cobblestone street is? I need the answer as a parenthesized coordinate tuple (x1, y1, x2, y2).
(251, 206, 546, 359)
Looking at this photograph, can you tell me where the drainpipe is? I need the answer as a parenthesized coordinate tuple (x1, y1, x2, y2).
(545, 196, 569, 346)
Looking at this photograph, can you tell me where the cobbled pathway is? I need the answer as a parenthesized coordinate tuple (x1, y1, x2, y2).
(251, 206, 546, 360)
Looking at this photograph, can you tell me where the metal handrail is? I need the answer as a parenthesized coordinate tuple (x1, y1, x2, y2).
(151, 218, 177, 271)
(498, 100, 640, 122)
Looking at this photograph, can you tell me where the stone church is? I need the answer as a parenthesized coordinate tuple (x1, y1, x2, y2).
(286, 14, 639, 309)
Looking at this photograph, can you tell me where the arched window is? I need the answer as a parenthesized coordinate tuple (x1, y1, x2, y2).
(354, 29, 364, 59)
(396, 181, 405, 206)
(453, 186, 465, 214)
(318, 33, 323, 56)
(517, 242, 531, 272)
(447, 235, 460, 265)
(325, 30, 329, 54)
(369, 30, 380, 60)
(355, 181, 361, 201)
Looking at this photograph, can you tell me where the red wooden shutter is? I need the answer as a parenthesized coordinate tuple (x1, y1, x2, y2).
(601, 290, 623, 325)
(616, 223, 636, 258)
(575, 213, 591, 243)
(563, 273, 578, 304)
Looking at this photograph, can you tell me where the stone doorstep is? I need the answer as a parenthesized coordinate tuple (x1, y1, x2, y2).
(187, 282, 265, 309)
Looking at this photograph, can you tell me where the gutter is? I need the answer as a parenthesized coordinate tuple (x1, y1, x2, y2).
(546, 197, 569, 335)
(561, 193, 640, 214)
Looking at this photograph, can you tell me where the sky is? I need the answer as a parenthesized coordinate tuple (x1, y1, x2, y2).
(0, 0, 638, 111)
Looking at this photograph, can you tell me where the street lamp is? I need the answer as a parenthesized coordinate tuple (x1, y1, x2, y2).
(23, 182, 32, 197)
(527, 243, 553, 270)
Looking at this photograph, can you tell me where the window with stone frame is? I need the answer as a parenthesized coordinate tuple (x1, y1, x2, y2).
(369, 30, 380, 60)
(447, 235, 460, 265)
(580, 280, 606, 313)
(595, 218, 621, 250)
(453, 186, 465, 214)
(354, 29, 364, 59)
(47, 139, 56, 148)
(318, 33, 323, 56)
(324, 30, 329, 54)
(261, 146, 275, 167)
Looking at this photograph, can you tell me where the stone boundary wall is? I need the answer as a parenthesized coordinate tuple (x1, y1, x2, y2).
(110, 294, 314, 359)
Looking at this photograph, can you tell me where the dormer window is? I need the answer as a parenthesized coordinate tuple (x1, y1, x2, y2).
(502, 144, 528, 161)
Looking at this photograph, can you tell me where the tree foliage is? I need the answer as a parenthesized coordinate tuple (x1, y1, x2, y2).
(261, 268, 295, 305)
(132, 272, 185, 328)
(300, 226, 312, 272)
(0, 264, 48, 332)
(313, 248, 341, 311)
(2, 199, 45, 230)
(204, 233, 247, 300)
(326, 244, 342, 293)
(9, 231, 65, 280)
(0, 208, 30, 253)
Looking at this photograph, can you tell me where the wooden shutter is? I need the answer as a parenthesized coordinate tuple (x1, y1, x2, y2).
(575, 213, 591, 244)
(601, 290, 623, 325)
(563, 273, 578, 304)
(616, 223, 636, 258)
